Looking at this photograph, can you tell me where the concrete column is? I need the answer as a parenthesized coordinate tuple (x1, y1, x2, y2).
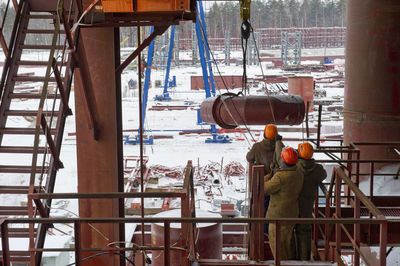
(74, 27, 120, 266)
(344, 0, 400, 167)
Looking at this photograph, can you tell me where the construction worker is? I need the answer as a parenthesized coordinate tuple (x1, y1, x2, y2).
(246, 124, 284, 234)
(264, 147, 304, 260)
(293, 142, 327, 260)
(246, 124, 284, 175)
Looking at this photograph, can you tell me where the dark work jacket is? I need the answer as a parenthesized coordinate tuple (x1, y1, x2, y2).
(297, 159, 327, 218)
(264, 165, 304, 219)
(246, 138, 284, 175)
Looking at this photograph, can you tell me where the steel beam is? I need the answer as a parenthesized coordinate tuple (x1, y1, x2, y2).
(115, 25, 168, 75)
(114, 26, 126, 266)
(52, 57, 72, 116)
(1, 219, 10, 266)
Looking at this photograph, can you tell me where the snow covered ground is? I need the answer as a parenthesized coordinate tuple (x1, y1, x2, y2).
(4, 47, 399, 265)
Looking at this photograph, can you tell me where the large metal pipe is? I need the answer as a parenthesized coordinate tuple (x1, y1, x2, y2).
(344, 0, 400, 167)
(200, 94, 305, 129)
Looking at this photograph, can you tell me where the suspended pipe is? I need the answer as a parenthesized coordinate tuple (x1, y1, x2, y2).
(200, 94, 305, 129)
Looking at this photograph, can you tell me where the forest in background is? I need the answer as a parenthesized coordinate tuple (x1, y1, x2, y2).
(206, 0, 347, 38)
(0, 0, 347, 48)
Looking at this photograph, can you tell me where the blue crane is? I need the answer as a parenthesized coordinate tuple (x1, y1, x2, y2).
(154, 25, 176, 101)
(125, 26, 155, 145)
(196, 0, 231, 144)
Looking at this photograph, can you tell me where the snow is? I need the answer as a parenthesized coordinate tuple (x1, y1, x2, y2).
(0, 47, 352, 263)
(359, 164, 400, 196)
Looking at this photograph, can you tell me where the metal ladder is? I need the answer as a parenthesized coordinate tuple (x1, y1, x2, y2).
(0, 0, 77, 264)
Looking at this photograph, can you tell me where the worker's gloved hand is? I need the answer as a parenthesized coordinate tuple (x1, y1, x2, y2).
(264, 173, 273, 183)
(270, 162, 278, 172)
(275, 134, 283, 141)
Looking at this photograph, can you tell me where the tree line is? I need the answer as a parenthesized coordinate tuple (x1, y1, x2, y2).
(206, 0, 347, 38)
(0, 0, 347, 49)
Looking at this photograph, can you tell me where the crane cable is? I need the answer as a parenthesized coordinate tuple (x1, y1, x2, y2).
(196, 12, 256, 146)
(248, 23, 277, 125)
(240, 0, 251, 96)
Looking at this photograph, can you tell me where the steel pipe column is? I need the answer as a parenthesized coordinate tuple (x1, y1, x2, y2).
(344, 0, 400, 166)
(288, 76, 314, 113)
(200, 94, 305, 129)
(74, 28, 120, 266)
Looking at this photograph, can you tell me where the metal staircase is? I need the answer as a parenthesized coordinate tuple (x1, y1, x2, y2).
(0, 0, 77, 264)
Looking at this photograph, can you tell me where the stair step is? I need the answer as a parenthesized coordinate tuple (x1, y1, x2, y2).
(17, 60, 65, 66)
(5, 110, 60, 116)
(0, 127, 57, 135)
(9, 93, 61, 99)
(0, 146, 46, 153)
(13, 76, 57, 82)
(20, 44, 65, 50)
(0, 185, 42, 194)
(0, 165, 49, 174)
(0, 206, 29, 215)
(24, 29, 66, 34)
(8, 228, 37, 238)
(0, 251, 31, 262)
(27, 14, 57, 19)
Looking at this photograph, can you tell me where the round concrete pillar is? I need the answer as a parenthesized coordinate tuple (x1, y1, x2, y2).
(344, 0, 400, 166)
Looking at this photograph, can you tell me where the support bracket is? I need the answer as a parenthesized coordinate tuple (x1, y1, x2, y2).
(52, 57, 73, 116)
(39, 112, 64, 169)
(116, 25, 168, 75)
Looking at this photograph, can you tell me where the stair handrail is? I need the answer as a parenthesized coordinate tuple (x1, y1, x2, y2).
(331, 166, 387, 266)
(0, 0, 24, 102)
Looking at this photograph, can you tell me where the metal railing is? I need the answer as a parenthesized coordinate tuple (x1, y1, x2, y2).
(0, 216, 392, 266)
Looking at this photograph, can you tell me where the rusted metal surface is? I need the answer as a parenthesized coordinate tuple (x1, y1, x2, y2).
(74, 27, 120, 266)
(288, 76, 314, 112)
(40, 113, 64, 169)
(200, 94, 305, 129)
(248, 165, 265, 261)
(52, 57, 72, 116)
(0, 32, 8, 57)
(151, 212, 223, 265)
(75, 30, 100, 140)
(344, 0, 400, 172)
(114, 26, 126, 266)
(75, 221, 81, 266)
(1, 219, 10, 266)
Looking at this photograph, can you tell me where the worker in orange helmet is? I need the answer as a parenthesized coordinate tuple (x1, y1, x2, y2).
(246, 124, 284, 234)
(292, 142, 327, 260)
(246, 124, 284, 176)
(264, 147, 304, 260)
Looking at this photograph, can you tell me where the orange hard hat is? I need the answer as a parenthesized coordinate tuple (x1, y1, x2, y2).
(281, 147, 298, 165)
(264, 124, 278, 140)
(298, 142, 314, 159)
